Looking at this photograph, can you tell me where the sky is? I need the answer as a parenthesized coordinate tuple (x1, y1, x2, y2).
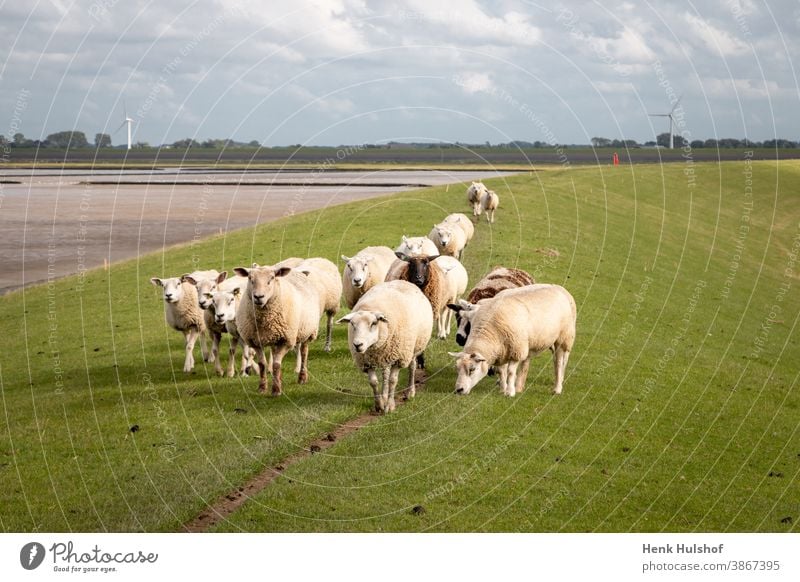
(1, 0, 798, 146)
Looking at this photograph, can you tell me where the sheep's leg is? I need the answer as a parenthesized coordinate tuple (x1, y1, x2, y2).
(437, 308, 447, 340)
(416, 352, 425, 370)
(226, 336, 237, 378)
(297, 342, 310, 384)
(387, 367, 400, 413)
(505, 361, 519, 397)
(212, 331, 223, 376)
(406, 357, 417, 399)
(516, 356, 531, 393)
(497, 363, 509, 393)
(183, 329, 199, 372)
(324, 312, 333, 352)
(271, 343, 291, 396)
(367, 368, 380, 412)
(200, 329, 210, 362)
(378, 366, 391, 413)
(239, 342, 253, 376)
(553, 347, 570, 395)
(255, 346, 269, 393)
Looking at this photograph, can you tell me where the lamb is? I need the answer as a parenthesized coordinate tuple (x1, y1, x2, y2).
(447, 266, 536, 346)
(294, 257, 343, 352)
(209, 288, 258, 377)
(449, 284, 576, 397)
(150, 276, 206, 372)
(386, 253, 468, 340)
(341, 246, 398, 309)
(467, 181, 488, 216)
(428, 221, 468, 260)
(480, 189, 500, 223)
(395, 235, 439, 257)
(337, 280, 433, 413)
(234, 264, 321, 395)
(442, 213, 474, 244)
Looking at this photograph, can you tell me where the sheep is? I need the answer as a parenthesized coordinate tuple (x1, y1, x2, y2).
(337, 280, 433, 413)
(447, 266, 536, 346)
(480, 189, 500, 223)
(294, 257, 343, 352)
(234, 264, 321, 395)
(448, 284, 576, 397)
(341, 246, 398, 309)
(467, 181, 487, 216)
(395, 235, 439, 257)
(386, 253, 468, 340)
(428, 221, 468, 260)
(442, 212, 474, 244)
(149, 276, 206, 372)
(209, 288, 258, 377)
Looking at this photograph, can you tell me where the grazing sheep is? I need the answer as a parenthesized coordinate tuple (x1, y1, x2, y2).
(428, 221, 468, 260)
(294, 257, 343, 352)
(466, 181, 487, 216)
(150, 276, 206, 372)
(386, 253, 468, 340)
(449, 284, 576, 397)
(447, 266, 536, 346)
(442, 212, 475, 244)
(395, 235, 439, 257)
(337, 280, 433, 413)
(480, 189, 500, 223)
(210, 288, 258, 377)
(341, 246, 398, 309)
(234, 264, 321, 395)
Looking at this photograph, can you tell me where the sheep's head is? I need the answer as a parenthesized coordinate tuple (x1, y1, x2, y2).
(211, 288, 239, 325)
(184, 271, 228, 309)
(433, 225, 453, 248)
(234, 265, 291, 307)
(150, 277, 184, 304)
(395, 252, 440, 288)
(342, 255, 371, 289)
(337, 310, 388, 354)
(447, 299, 481, 347)
(448, 351, 490, 394)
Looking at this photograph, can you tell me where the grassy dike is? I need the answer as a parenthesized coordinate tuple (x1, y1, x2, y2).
(1, 161, 798, 532)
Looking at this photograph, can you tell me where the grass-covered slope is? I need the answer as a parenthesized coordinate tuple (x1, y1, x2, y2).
(1, 161, 798, 532)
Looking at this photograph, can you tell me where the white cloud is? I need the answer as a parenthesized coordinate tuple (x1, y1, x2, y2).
(684, 13, 750, 56)
(455, 72, 493, 95)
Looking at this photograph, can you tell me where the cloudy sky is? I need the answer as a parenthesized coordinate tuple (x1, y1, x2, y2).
(1, 0, 798, 146)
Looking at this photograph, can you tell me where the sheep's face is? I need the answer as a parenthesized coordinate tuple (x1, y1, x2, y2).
(234, 266, 291, 307)
(448, 351, 490, 394)
(195, 279, 217, 309)
(397, 236, 428, 257)
(401, 254, 440, 288)
(150, 277, 184, 304)
(345, 257, 370, 289)
(447, 300, 480, 347)
(211, 290, 238, 325)
(434, 226, 452, 248)
(337, 311, 387, 354)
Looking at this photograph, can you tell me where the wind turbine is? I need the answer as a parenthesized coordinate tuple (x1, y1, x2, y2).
(648, 95, 682, 149)
(114, 103, 134, 149)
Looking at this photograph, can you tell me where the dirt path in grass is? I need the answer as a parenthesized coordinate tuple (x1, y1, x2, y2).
(181, 369, 428, 532)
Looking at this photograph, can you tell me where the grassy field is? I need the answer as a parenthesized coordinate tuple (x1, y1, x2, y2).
(1, 160, 798, 532)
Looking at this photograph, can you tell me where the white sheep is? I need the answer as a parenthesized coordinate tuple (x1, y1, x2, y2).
(480, 189, 500, 223)
(466, 181, 487, 216)
(234, 264, 321, 395)
(395, 235, 439, 257)
(442, 212, 474, 244)
(449, 284, 576, 397)
(341, 246, 398, 309)
(150, 276, 206, 372)
(428, 221, 468, 260)
(294, 257, 343, 352)
(386, 253, 468, 340)
(209, 288, 258, 377)
(337, 280, 433, 413)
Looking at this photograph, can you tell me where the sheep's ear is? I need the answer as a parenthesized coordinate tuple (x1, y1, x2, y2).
(232, 287, 241, 297)
(341, 255, 351, 263)
(234, 267, 250, 277)
(401, 235, 408, 243)
(394, 251, 408, 261)
(275, 267, 292, 277)
(216, 271, 228, 284)
(252, 262, 260, 268)
(299, 269, 312, 277)
(472, 353, 487, 363)
(429, 254, 442, 262)
(182, 274, 197, 285)
(375, 312, 389, 323)
(150, 277, 163, 287)
(447, 351, 464, 358)
(447, 303, 462, 313)
(336, 313, 354, 324)
(458, 299, 472, 309)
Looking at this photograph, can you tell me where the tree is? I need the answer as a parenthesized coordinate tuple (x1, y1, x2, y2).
(656, 132, 687, 148)
(591, 137, 611, 147)
(95, 133, 112, 148)
(13, 133, 33, 147)
(690, 140, 704, 149)
(248, 140, 260, 147)
(46, 131, 89, 148)
(172, 138, 199, 148)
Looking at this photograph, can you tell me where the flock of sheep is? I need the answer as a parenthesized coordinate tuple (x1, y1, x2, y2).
(150, 181, 577, 413)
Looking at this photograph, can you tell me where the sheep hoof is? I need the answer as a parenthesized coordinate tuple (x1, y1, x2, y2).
(258, 383, 268, 394)
(271, 387, 283, 397)
(298, 371, 309, 384)
(323, 344, 332, 353)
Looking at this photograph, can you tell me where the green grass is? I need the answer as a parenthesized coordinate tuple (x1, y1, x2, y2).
(1, 161, 798, 532)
